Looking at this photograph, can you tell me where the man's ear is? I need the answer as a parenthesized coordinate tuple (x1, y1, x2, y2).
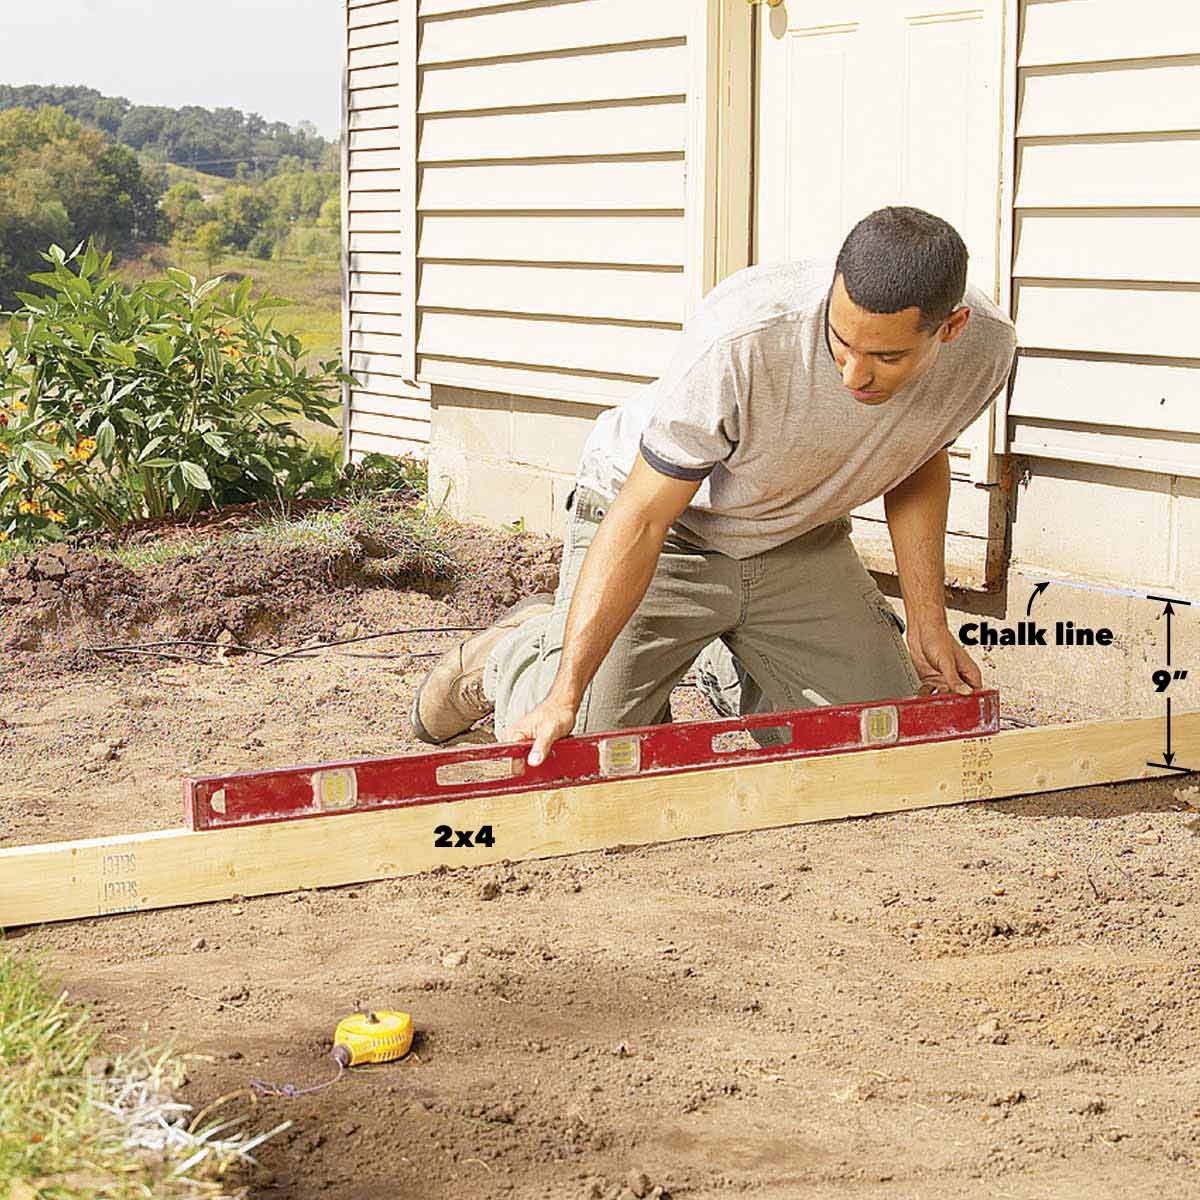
(940, 305, 971, 344)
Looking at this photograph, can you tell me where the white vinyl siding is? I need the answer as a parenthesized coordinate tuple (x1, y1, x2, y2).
(412, 0, 702, 401)
(1009, 0, 1200, 478)
(343, 0, 429, 462)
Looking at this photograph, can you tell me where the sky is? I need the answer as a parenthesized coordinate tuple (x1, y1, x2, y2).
(1, 0, 344, 137)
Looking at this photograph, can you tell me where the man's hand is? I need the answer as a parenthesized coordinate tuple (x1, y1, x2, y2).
(508, 693, 579, 766)
(906, 619, 981, 695)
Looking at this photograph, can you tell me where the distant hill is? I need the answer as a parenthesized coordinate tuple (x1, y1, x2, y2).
(162, 164, 237, 199)
(0, 85, 333, 179)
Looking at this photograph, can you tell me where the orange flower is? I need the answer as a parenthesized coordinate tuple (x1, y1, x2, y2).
(71, 437, 97, 461)
(0, 530, 8, 543)
(11, 398, 27, 413)
(45, 509, 66, 523)
(17, 500, 40, 515)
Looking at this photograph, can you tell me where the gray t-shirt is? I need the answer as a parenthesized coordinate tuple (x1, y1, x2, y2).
(577, 259, 1017, 559)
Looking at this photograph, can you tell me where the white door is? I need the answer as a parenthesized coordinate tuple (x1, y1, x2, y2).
(753, 0, 1009, 587)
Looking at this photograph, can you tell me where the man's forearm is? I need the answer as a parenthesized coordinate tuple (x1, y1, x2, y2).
(548, 499, 668, 707)
(883, 449, 952, 625)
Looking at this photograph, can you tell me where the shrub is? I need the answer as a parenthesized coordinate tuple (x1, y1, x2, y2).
(0, 242, 353, 541)
(246, 228, 274, 260)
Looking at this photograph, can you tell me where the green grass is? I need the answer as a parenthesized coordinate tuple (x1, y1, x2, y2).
(233, 509, 359, 556)
(229, 496, 456, 581)
(0, 536, 36, 566)
(0, 949, 271, 1198)
(1, 493, 455, 586)
(94, 535, 211, 571)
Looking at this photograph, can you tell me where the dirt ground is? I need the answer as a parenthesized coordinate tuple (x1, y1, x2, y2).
(2, 520, 1199, 1200)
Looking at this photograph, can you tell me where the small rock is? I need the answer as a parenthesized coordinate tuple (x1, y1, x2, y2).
(989, 1089, 1026, 1107)
(227, 1049, 244, 1061)
(87, 740, 116, 763)
(626, 1170, 652, 1197)
(614, 1042, 632, 1058)
(35, 551, 68, 581)
(190, 936, 207, 951)
(442, 950, 468, 968)
(1070, 1097, 1107, 1116)
(218, 983, 249, 1003)
(1134, 831, 1160, 845)
(1173, 784, 1199, 809)
(478, 879, 501, 901)
(485, 1100, 516, 1123)
(1043, 866, 1059, 880)
(976, 1018, 1007, 1044)
(336, 622, 361, 641)
(992, 885, 1006, 897)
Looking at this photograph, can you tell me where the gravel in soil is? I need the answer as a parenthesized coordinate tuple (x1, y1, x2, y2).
(2, 524, 1199, 1199)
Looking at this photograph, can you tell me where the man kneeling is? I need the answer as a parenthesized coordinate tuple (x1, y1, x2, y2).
(411, 207, 1017, 765)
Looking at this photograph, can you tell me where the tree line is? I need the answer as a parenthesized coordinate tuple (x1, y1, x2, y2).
(0, 85, 331, 178)
(0, 102, 340, 307)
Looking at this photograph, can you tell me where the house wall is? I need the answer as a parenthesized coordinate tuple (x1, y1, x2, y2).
(420, 0, 715, 524)
(413, 0, 706, 402)
(343, 0, 430, 460)
(962, 0, 1200, 721)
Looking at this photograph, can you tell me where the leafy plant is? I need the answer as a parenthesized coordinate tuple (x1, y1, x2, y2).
(0, 241, 354, 540)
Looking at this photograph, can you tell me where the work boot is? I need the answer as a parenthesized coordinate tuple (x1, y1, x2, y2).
(411, 593, 555, 744)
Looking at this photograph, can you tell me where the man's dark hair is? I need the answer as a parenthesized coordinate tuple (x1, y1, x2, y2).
(834, 207, 968, 331)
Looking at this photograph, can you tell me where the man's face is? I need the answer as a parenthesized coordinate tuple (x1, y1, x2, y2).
(825, 273, 970, 405)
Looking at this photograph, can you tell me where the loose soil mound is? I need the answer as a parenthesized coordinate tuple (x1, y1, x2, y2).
(0, 508, 562, 657)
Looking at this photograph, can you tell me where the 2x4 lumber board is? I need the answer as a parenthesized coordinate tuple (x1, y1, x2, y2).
(1, 713, 1195, 927)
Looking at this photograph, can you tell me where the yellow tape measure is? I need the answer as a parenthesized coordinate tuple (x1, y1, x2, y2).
(332, 1010, 413, 1067)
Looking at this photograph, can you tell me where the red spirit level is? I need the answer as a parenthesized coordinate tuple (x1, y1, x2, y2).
(185, 690, 999, 832)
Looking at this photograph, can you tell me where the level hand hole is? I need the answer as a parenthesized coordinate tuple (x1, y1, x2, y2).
(436, 758, 524, 786)
(712, 726, 791, 754)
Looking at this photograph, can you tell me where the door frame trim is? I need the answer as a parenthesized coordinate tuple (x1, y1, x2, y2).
(700, 0, 754, 296)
